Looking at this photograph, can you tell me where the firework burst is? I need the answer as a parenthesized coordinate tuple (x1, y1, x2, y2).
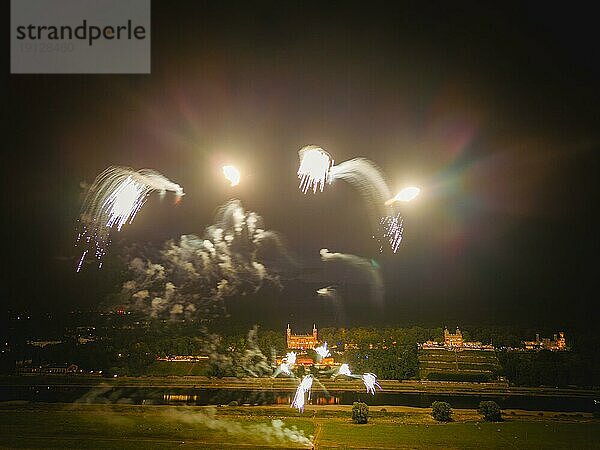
(76, 166, 183, 272)
(361, 373, 382, 395)
(297, 145, 334, 193)
(315, 342, 331, 359)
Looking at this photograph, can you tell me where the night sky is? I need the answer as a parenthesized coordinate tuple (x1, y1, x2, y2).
(3, 2, 599, 330)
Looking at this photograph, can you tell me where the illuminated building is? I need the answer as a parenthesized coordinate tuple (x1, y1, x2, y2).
(444, 326, 464, 348)
(287, 324, 318, 350)
(523, 332, 567, 351)
(279, 324, 338, 368)
(419, 326, 495, 351)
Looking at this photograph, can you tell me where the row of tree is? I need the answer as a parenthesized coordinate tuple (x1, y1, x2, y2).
(2, 322, 599, 387)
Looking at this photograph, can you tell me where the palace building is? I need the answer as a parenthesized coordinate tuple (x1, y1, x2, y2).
(286, 324, 318, 350)
(420, 326, 495, 351)
(444, 326, 464, 348)
(523, 332, 567, 351)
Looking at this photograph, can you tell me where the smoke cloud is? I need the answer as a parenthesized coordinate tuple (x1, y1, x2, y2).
(120, 200, 289, 320)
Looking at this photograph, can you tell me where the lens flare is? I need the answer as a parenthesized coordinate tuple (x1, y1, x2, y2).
(76, 166, 184, 272)
(222, 165, 241, 186)
(297, 145, 334, 193)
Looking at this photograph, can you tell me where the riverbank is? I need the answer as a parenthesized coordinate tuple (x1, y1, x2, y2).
(1, 375, 598, 397)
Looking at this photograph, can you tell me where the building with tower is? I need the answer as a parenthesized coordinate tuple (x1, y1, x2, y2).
(420, 326, 494, 351)
(444, 326, 464, 348)
(286, 324, 318, 350)
(523, 331, 567, 351)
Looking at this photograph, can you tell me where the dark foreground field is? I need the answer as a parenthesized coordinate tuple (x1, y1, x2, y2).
(0, 403, 599, 449)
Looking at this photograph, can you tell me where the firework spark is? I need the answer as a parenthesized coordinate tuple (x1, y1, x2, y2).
(362, 373, 381, 395)
(76, 166, 183, 272)
(315, 342, 331, 359)
(378, 213, 404, 253)
(297, 145, 334, 193)
(291, 375, 313, 412)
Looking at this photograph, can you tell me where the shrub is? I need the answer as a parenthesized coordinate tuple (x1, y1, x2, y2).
(228, 400, 238, 406)
(431, 401, 452, 422)
(352, 402, 369, 424)
(479, 401, 502, 422)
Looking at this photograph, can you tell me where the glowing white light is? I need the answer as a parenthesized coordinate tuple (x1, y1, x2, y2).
(388, 186, 420, 204)
(338, 363, 352, 377)
(315, 342, 331, 359)
(222, 165, 241, 186)
(291, 375, 313, 412)
(362, 373, 381, 395)
(297, 145, 333, 193)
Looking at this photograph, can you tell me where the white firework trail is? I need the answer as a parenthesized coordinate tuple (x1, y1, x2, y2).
(279, 363, 291, 375)
(316, 286, 336, 297)
(315, 342, 331, 359)
(297, 145, 406, 253)
(291, 375, 314, 413)
(329, 158, 391, 210)
(361, 373, 382, 395)
(286, 352, 297, 366)
(320, 249, 384, 306)
(297, 145, 334, 193)
(338, 363, 352, 377)
(76, 166, 184, 272)
(274, 352, 296, 378)
(378, 213, 404, 253)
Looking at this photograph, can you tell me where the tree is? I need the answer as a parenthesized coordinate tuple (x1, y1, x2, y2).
(479, 401, 502, 421)
(352, 402, 369, 424)
(431, 401, 452, 422)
